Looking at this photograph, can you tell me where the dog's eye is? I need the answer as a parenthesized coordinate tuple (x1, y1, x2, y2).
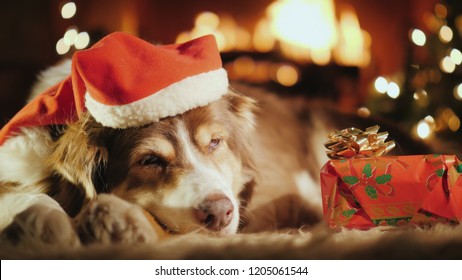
(139, 154, 163, 166)
(208, 137, 222, 151)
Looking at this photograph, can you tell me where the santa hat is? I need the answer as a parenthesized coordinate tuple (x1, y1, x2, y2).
(0, 32, 228, 187)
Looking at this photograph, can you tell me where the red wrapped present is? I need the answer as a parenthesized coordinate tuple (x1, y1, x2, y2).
(320, 126, 462, 229)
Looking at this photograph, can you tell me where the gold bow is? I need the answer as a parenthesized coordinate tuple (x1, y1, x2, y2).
(324, 125, 395, 159)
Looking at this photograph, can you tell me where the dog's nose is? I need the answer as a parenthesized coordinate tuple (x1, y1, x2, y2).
(194, 194, 234, 231)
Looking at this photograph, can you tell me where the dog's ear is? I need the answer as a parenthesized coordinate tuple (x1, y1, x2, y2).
(225, 88, 258, 136)
(47, 114, 108, 202)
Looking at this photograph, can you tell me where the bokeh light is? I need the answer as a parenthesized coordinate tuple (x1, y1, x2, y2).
(440, 56, 456, 73)
(276, 64, 299, 87)
(61, 2, 76, 19)
(74, 32, 90, 49)
(386, 82, 400, 99)
(411, 29, 426, 46)
(439, 25, 453, 43)
(450, 49, 462, 65)
(454, 83, 462, 100)
(374, 76, 388, 93)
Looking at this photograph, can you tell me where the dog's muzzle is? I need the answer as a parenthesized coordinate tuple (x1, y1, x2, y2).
(194, 194, 234, 231)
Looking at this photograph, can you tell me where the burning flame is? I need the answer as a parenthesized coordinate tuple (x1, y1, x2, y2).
(267, 0, 337, 65)
(176, 11, 251, 52)
(335, 6, 371, 66)
(177, 0, 370, 67)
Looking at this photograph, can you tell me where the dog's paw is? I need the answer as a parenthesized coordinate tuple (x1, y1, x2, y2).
(0, 203, 81, 250)
(75, 194, 160, 245)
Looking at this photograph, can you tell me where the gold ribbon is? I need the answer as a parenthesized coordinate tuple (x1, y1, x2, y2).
(324, 125, 396, 159)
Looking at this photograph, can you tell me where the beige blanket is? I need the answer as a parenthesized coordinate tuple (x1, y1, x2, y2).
(2, 223, 461, 259)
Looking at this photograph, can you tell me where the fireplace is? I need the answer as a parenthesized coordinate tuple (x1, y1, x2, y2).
(174, 0, 370, 110)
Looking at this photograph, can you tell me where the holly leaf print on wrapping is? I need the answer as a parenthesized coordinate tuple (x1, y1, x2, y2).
(375, 174, 392, 184)
(342, 209, 357, 218)
(363, 163, 372, 178)
(456, 164, 462, 173)
(436, 169, 444, 177)
(341, 162, 394, 198)
(365, 185, 378, 199)
(343, 176, 359, 185)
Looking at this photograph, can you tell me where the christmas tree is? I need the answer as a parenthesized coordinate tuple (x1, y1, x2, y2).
(367, 0, 462, 153)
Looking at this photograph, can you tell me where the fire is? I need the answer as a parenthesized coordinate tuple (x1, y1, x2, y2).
(267, 0, 337, 50)
(267, 0, 337, 65)
(177, 0, 370, 67)
(265, 0, 369, 66)
(176, 11, 251, 52)
(335, 6, 371, 66)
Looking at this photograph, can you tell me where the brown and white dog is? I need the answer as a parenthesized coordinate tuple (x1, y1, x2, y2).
(0, 40, 427, 250)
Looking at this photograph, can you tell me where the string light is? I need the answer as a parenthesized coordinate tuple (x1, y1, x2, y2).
(416, 116, 435, 139)
(374, 76, 388, 93)
(454, 83, 462, 100)
(75, 32, 90, 49)
(416, 120, 431, 139)
(61, 2, 76, 19)
(56, 38, 70, 55)
(413, 89, 429, 107)
(439, 25, 453, 43)
(406, 4, 461, 139)
(440, 56, 456, 73)
(56, 2, 91, 55)
(63, 28, 78, 46)
(386, 82, 400, 99)
(450, 49, 462, 65)
(411, 29, 426, 46)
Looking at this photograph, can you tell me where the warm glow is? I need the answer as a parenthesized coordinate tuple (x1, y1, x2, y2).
(311, 49, 331, 65)
(61, 2, 76, 19)
(411, 29, 426, 46)
(235, 28, 252, 50)
(439, 25, 453, 43)
(413, 89, 429, 107)
(267, 0, 337, 52)
(417, 119, 431, 139)
(74, 32, 90, 49)
(457, 15, 462, 35)
(175, 31, 191, 44)
(176, 12, 251, 52)
(177, 1, 370, 67)
(386, 82, 400, 99)
(195, 12, 220, 29)
(336, 7, 367, 66)
(449, 115, 461, 131)
(357, 107, 371, 118)
(276, 64, 299, 86)
(374, 76, 388, 93)
(454, 83, 462, 100)
(233, 56, 256, 78)
(56, 38, 70, 55)
(440, 56, 456, 73)
(435, 3, 448, 19)
(450, 49, 462, 65)
(63, 28, 78, 46)
(253, 19, 276, 52)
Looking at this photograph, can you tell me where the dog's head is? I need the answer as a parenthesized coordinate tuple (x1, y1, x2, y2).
(49, 90, 257, 235)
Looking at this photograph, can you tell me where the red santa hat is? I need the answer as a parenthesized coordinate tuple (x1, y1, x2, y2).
(0, 32, 228, 187)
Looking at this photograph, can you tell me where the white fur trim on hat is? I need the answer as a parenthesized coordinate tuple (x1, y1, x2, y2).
(85, 68, 229, 128)
(0, 127, 52, 187)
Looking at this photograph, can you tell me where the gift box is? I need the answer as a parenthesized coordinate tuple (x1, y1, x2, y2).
(320, 126, 462, 229)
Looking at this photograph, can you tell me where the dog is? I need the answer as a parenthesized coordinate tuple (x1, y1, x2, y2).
(0, 36, 428, 251)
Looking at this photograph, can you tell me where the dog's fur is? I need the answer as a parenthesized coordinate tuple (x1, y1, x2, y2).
(0, 62, 429, 251)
